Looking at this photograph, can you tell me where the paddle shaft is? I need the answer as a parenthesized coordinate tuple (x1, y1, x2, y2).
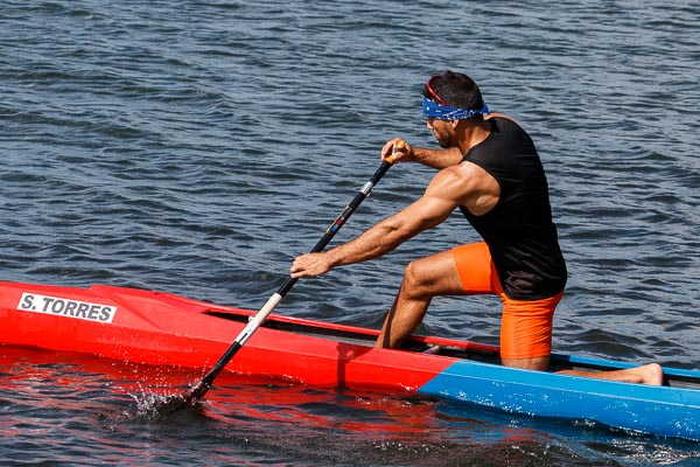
(188, 161, 392, 401)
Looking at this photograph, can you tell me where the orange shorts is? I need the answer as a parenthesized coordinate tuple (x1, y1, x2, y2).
(451, 242, 563, 360)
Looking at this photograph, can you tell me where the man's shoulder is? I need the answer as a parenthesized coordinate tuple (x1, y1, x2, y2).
(428, 162, 494, 194)
(434, 163, 469, 183)
(424, 162, 499, 209)
(485, 113, 521, 126)
(451, 160, 491, 179)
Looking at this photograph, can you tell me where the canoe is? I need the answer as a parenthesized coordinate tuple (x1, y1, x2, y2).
(0, 280, 698, 441)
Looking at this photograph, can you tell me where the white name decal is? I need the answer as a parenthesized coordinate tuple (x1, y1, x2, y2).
(17, 292, 117, 324)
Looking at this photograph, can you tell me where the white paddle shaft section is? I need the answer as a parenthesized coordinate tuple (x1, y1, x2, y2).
(236, 292, 283, 346)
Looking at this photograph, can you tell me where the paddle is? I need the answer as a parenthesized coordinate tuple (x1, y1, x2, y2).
(157, 161, 393, 413)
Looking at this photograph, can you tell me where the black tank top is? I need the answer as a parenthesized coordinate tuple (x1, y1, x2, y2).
(460, 117, 567, 299)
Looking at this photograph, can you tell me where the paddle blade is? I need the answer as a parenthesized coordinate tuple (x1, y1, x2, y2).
(149, 392, 199, 417)
(150, 378, 211, 415)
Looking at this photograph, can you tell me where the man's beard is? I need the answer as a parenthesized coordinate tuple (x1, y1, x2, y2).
(434, 131, 453, 148)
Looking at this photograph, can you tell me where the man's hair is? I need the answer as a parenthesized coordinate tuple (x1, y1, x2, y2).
(423, 70, 485, 112)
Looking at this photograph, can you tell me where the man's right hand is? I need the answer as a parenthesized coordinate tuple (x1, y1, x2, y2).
(381, 138, 414, 164)
(290, 252, 334, 278)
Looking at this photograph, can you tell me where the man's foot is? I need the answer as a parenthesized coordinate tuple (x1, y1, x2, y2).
(631, 363, 664, 385)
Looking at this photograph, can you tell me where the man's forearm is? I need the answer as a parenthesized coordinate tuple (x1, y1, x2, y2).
(327, 217, 408, 268)
(410, 147, 462, 169)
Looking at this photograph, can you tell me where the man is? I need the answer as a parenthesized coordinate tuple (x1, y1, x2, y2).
(291, 70, 662, 385)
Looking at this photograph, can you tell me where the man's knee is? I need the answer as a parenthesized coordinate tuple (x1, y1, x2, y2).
(501, 356, 550, 371)
(402, 260, 434, 298)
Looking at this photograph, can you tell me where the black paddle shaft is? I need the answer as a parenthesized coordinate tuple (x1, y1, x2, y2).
(187, 161, 392, 402)
(277, 161, 392, 296)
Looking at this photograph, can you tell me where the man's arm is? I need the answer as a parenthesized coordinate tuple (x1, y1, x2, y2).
(290, 167, 472, 278)
(382, 138, 462, 169)
(411, 146, 463, 169)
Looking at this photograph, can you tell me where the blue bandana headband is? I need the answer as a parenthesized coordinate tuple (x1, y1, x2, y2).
(421, 96, 490, 120)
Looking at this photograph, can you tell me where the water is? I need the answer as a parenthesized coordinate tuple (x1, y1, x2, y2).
(0, 0, 698, 465)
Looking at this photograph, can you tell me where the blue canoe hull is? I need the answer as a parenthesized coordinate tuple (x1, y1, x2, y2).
(418, 356, 700, 441)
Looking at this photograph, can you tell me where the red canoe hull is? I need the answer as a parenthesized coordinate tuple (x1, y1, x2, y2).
(0, 280, 458, 392)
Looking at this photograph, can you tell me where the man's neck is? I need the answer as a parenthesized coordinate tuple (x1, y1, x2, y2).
(456, 120, 492, 155)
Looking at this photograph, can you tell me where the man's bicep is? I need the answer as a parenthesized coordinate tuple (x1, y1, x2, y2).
(383, 168, 465, 239)
(399, 194, 457, 232)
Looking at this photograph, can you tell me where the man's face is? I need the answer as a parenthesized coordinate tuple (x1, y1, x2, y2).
(426, 118, 456, 148)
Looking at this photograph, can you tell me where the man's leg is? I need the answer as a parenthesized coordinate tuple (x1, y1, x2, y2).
(558, 365, 663, 385)
(499, 294, 663, 385)
(501, 356, 550, 371)
(376, 249, 467, 349)
(501, 356, 662, 385)
(499, 293, 560, 371)
(376, 244, 663, 385)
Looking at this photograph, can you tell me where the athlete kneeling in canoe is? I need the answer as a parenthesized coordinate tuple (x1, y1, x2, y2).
(291, 70, 662, 385)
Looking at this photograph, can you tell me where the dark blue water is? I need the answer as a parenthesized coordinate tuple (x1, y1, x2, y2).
(1, 1, 698, 465)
